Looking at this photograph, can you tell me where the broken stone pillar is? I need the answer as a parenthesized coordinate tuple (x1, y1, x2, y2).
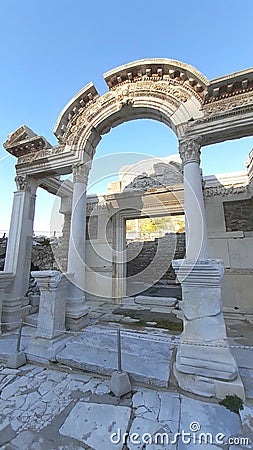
(66, 163, 90, 330)
(172, 139, 244, 399)
(32, 270, 68, 339)
(28, 270, 69, 362)
(3, 175, 38, 328)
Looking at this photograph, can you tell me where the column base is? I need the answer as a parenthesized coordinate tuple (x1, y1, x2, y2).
(176, 341, 238, 380)
(66, 314, 89, 331)
(65, 299, 89, 331)
(27, 334, 69, 363)
(174, 365, 245, 400)
(2, 297, 31, 330)
(172, 258, 245, 400)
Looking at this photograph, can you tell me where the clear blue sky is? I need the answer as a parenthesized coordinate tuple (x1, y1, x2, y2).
(1, 1, 253, 234)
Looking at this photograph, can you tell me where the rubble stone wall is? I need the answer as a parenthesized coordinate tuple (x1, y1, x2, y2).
(126, 233, 185, 281)
(223, 197, 253, 232)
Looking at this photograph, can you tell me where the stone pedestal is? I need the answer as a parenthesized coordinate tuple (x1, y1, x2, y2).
(32, 270, 68, 339)
(66, 163, 90, 330)
(0, 273, 14, 333)
(172, 259, 244, 399)
(3, 175, 38, 328)
(28, 271, 69, 362)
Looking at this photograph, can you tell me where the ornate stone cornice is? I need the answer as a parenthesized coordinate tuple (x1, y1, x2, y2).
(204, 184, 250, 198)
(15, 175, 32, 192)
(205, 67, 253, 103)
(72, 162, 90, 184)
(17, 145, 63, 165)
(4, 125, 52, 158)
(178, 138, 202, 166)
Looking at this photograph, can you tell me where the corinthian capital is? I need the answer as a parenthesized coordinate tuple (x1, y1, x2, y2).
(72, 162, 90, 184)
(15, 175, 31, 192)
(179, 137, 202, 166)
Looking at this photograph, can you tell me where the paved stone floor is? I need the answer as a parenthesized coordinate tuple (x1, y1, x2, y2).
(0, 297, 253, 449)
(0, 363, 252, 450)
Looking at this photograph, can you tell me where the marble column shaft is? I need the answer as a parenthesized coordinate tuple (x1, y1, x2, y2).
(172, 138, 243, 399)
(66, 162, 90, 329)
(179, 138, 208, 260)
(3, 175, 38, 327)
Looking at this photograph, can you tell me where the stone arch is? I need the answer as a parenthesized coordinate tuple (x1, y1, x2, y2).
(54, 58, 208, 163)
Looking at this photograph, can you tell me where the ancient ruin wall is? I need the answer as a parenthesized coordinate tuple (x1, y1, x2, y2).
(126, 233, 185, 282)
(224, 198, 253, 232)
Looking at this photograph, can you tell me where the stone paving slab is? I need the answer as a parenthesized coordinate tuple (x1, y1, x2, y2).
(56, 326, 173, 387)
(239, 368, 253, 399)
(178, 395, 242, 449)
(60, 402, 131, 450)
(0, 364, 251, 450)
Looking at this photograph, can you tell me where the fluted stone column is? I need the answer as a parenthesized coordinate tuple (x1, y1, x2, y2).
(66, 162, 89, 330)
(3, 175, 38, 329)
(172, 138, 244, 400)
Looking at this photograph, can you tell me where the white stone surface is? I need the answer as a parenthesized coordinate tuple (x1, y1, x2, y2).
(179, 395, 242, 448)
(239, 368, 253, 399)
(173, 258, 243, 398)
(57, 326, 173, 386)
(6, 351, 26, 369)
(59, 402, 131, 450)
(32, 270, 67, 339)
(133, 389, 161, 421)
(110, 370, 132, 396)
(127, 417, 168, 450)
(158, 392, 180, 427)
(66, 165, 90, 329)
(240, 404, 253, 445)
(134, 296, 177, 307)
(121, 316, 140, 323)
(182, 157, 208, 259)
(215, 373, 245, 401)
(0, 273, 14, 333)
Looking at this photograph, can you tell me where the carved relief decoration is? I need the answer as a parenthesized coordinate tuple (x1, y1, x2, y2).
(64, 79, 196, 147)
(204, 184, 250, 197)
(17, 146, 64, 165)
(72, 162, 90, 184)
(5, 60, 253, 177)
(15, 175, 31, 192)
(203, 92, 253, 115)
(179, 138, 202, 166)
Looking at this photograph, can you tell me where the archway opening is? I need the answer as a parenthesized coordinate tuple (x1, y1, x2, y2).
(84, 118, 185, 306)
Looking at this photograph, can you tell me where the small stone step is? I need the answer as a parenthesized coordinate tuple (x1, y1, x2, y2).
(134, 296, 177, 307)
